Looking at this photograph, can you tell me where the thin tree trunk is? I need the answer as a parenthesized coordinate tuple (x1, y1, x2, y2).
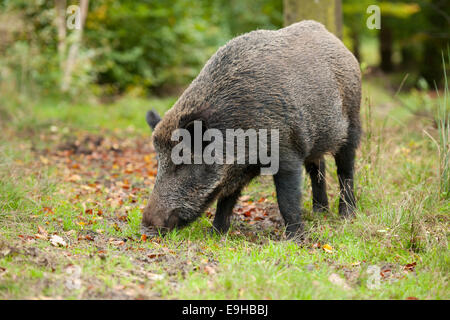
(379, 20, 393, 72)
(55, 0, 67, 71)
(55, 0, 67, 72)
(283, 0, 342, 39)
(351, 29, 360, 62)
(61, 0, 89, 92)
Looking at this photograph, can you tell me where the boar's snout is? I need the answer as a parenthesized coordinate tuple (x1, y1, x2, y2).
(141, 196, 180, 234)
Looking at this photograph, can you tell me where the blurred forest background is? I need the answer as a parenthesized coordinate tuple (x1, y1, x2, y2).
(0, 1, 449, 300)
(0, 0, 448, 101)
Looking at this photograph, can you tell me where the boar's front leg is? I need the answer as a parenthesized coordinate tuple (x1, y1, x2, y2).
(273, 165, 304, 239)
(212, 190, 241, 234)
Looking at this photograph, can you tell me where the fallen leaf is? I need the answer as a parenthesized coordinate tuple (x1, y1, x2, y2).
(42, 207, 54, 214)
(35, 233, 48, 240)
(37, 226, 48, 236)
(403, 262, 417, 272)
(39, 156, 49, 165)
(18, 235, 35, 243)
(204, 265, 216, 275)
(144, 155, 153, 163)
(49, 235, 67, 247)
(35, 226, 49, 240)
(148, 253, 164, 259)
(109, 238, 125, 246)
(78, 235, 94, 241)
(148, 273, 164, 281)
(68, 174, 82, 182)
(243, 210, 252, 217)
(380, 268, 392, 278)
(0, 248, 11, 257)
(323, 244, 333, 253)
(66, 230, 76, 237)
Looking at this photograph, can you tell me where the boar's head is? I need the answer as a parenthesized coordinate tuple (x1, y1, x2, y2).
(141, 109, 228, 235)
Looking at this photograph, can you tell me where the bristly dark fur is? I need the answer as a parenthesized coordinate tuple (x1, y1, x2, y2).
(142, 20, 362, 238)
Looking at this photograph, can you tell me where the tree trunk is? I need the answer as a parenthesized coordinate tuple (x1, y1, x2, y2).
(419, 0, 449, 88)
(350, 29, 360, 63)
(400, 45, 417, 70)
(54, 0, 67, 72)
(61, 0, 89, 92)
(379, 20, 393, 73)
(283, 0, 342, 39)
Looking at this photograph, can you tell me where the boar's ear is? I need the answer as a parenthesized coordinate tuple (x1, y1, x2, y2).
(184, 119, 209, 155)
(146, 109, 162, 131)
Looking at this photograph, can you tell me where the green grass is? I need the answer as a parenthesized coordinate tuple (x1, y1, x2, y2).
(0, 92, 176, 141)
(0, 76, 448, 300)
(435, 52, 450, 199)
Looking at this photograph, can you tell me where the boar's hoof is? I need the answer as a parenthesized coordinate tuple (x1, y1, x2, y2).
(208, 226, 228, 236)
(285, 224, 305, 241)
(313, 203, 330, 213)
(286, 231, 306, 242)
(339, 205, 356, 219)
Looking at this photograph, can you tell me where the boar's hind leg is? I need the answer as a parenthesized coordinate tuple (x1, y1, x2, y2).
(334, 142, 357, 217)
(273, 166, 304, 239)
(305, 157, 329, 213)
(212, 190, 241, 234)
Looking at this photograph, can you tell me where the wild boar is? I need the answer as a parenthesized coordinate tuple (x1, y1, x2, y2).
(142, 20, 361, 238)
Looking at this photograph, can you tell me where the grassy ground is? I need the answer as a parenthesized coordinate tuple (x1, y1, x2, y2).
(0, 76, 448, 299)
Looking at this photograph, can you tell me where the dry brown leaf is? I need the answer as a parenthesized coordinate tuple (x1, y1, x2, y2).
(323, 244, 333, 253)
(204, 265, 216, 275)
(37, 226, 48, 236)
(50, 235, 67, 247)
